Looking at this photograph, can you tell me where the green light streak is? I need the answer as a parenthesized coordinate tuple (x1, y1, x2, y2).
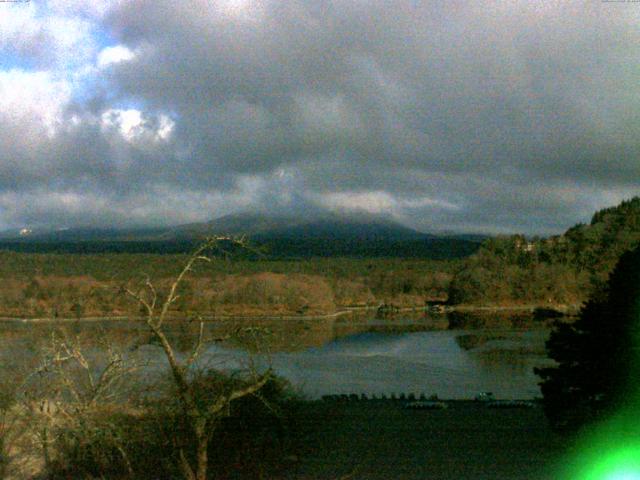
(581, 447, 640, 479)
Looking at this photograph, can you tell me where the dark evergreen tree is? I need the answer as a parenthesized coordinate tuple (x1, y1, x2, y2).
(535, 244, 640, 431)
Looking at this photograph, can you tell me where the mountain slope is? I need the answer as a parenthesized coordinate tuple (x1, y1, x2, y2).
(0, 212, 481, 258)
(171, 211, 428, 241)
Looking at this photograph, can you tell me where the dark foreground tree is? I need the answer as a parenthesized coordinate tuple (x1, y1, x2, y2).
(535, 244, 640, 431)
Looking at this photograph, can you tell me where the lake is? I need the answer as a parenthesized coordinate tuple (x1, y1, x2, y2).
(0, 313, 553, 400)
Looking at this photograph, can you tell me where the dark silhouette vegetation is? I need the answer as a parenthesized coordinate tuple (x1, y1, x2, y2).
(535, 243, 640, 432)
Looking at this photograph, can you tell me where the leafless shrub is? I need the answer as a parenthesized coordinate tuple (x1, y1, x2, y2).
(15, 329, 142, 479)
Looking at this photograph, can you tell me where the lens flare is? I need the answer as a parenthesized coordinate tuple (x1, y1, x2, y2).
(580, 446, 640, 480)
(546, 249, 640, 480)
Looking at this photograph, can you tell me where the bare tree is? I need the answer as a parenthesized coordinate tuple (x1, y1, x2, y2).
(28, 329, 140, 478)
(123, 238, 272, 480)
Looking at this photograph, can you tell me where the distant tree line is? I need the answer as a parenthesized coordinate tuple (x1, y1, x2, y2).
(0, 237, 480, 259)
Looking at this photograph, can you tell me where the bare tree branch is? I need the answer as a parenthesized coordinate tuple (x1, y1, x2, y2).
(121, 237, 273, 480)
(208, 370, 272, 417)
(157, 241, 215, 329)
(122, 286, 154, 319)
(185, 320, 205, 368)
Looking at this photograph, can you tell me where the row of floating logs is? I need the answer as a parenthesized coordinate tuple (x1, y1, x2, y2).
(321, 393, 440, 402)
(320, 394, 536, 409)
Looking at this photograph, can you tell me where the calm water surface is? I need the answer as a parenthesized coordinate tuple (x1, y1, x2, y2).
(0, 315, 552, 400)
(211, 329, 551, 399)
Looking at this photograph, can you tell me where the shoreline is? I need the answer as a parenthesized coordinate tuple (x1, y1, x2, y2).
(0, 303, 579, 323)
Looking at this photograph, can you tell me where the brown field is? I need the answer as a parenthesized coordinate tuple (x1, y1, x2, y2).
(0, 253, 456, 319)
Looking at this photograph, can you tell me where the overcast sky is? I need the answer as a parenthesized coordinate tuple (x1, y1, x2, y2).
(0, 0, 639, 235)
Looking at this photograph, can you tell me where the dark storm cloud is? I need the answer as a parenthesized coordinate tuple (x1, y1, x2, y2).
(1, 0, 639, 232)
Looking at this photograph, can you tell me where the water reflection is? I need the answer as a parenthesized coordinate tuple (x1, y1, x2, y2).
(266, 329, 552, 399)
(0, 312, 554, 400)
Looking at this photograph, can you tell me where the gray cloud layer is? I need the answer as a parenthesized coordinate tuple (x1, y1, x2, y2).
(1, 0, 639, 233)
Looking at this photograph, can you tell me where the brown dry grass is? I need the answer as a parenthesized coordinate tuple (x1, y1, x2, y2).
(0, 272, 342, 318)
(210, 272, 336, 316)
(330, 278, 376, 307)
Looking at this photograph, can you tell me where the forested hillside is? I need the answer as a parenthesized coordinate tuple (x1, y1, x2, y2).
(448, 197, 640, 306)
